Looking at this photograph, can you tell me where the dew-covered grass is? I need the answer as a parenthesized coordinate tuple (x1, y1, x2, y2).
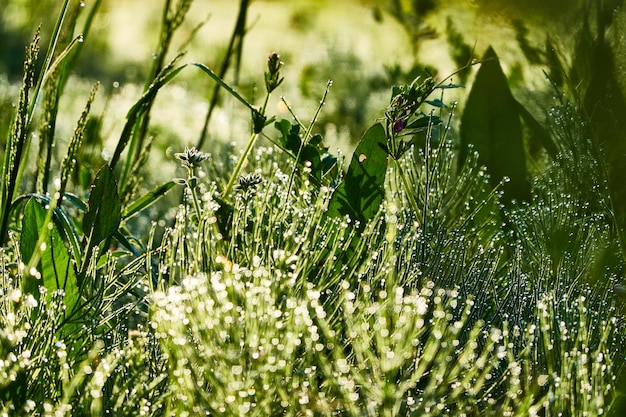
(3, 134, 621, 415)
(2, 0, 626, 416)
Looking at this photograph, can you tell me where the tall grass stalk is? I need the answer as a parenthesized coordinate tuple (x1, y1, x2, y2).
(0, 31, 40, 245)
(36, 0, 101, 193)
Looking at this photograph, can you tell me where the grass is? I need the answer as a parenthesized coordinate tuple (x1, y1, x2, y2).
(1, 0, 626, 416)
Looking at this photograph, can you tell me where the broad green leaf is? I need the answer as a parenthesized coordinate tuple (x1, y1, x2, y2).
(13, 193, 83, 269)
(20, 199, 79, 313)
(327, 123, 388, 231)
(459, 46, 530, 203)
(83, 164, 121, 246)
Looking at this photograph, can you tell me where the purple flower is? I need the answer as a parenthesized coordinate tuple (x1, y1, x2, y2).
(393, 119, 405, 133)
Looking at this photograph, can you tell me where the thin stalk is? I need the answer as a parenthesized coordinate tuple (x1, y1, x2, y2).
(189, 184, 203, 219)
(196, 0, 250, 150)
(214, 59, 272, 199)
(280, 96, 305, 129)
(221, 131, 260, 199)
(394, 158, 423, 227)
(285, 80, 331, 198)
(119, 0, 192, 198)
(37, 0, 102, 192)
(422, 110, 436, 235)
(0, 4, 76, 242)
(133, 0, 187, 160)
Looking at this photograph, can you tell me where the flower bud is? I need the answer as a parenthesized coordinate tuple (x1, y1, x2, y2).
(265, 52, 284, 93)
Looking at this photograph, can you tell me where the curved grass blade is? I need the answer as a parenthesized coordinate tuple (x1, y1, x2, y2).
(122, 180, 177, 219)
(27, 0, 70, 123)
(110, 57, 187, 171)
(192, 62, 257, 113)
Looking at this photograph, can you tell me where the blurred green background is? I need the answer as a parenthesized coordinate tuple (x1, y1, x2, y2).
(0, 0, 623, 158)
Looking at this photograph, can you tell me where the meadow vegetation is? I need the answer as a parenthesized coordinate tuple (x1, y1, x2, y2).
(2, 0, 626, 415)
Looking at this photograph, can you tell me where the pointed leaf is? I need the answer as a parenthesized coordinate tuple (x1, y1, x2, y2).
(122, 180, 176, 219)
(437, 83, 465, 89)
(460, 46, 530, 203)
(13, 193, 83, 269)
(83, 164, 121, 245)
(406, 115, 442, 131)
(110, 61, 187, 169)
(425, 98, 447, 108)
(327, 123, 388, 231)
(192, 62, 257, 113)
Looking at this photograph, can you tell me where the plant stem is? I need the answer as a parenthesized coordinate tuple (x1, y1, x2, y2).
(221, 131, 259, 199)
(221, 83, 271, 200)
(394, 158, 423, 228)
(189, 184, 203, 218)
(197, 0, 250, 150)
(285, 80, 331, 198)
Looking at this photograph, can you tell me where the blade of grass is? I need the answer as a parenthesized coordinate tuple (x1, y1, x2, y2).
(36, 1, 102, 193)
(122, 180, 177, 220)
(192, 62, 258, 113)
(131, 0, 193, 166)
(110, 56, 186, 187)
(196, 0, 250, 150)
(26, 0, 71, 124)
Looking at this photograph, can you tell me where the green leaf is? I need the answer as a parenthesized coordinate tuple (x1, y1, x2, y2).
(406, 115, 442, 131)
(275, 119, 329, 182)
(570, 18, 626, 261)
(192, 62, 258, 113)
(327, 123, 388, 231)
(13, 193, 83, 269)
(83, 164, 121, 246)
(122, 180, 176, 219)
(459, 46, 530, 203)
(425, 98, 447, 108)
(20, 199, 79, 313)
